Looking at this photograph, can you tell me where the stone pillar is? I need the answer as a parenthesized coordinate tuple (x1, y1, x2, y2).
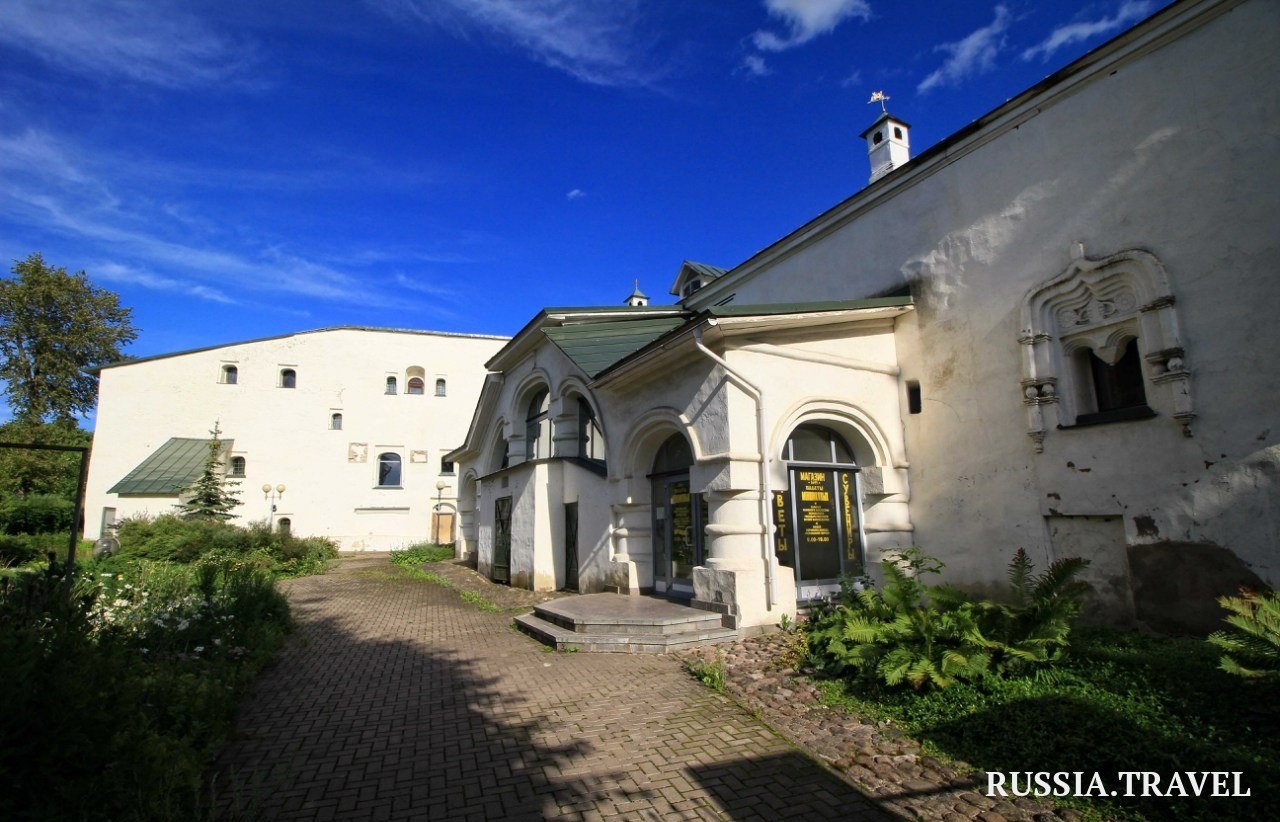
(693, 488, 794, 632)
(606, 502, 651, 594)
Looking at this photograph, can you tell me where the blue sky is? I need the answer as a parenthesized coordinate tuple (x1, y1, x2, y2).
(1, 0, 1167, 362)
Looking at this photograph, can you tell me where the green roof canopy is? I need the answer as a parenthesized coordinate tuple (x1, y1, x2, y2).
(108, 437, 224, 495)
(543, 318, 687, 378)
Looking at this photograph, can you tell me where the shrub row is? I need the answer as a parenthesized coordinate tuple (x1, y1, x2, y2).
(111, 514, 338, 577)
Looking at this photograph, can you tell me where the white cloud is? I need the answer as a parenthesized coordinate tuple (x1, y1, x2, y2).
(840, 68, 863, 88)
(751, 0, 872, 52)
(373, 0, 662, 87)
(917, 5, 1012, 93)
(740, 54, 772, 77)
(566, 188, 586, 200)
(0, 0, 258, 89)
(1022, 1, 1153, 62)
(94, 262, 238, 305)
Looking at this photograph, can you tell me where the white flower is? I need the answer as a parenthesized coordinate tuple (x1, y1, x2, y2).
(194, 646, 205, 653)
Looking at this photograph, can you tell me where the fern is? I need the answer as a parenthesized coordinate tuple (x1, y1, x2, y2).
(1209, 589, 1280, 679)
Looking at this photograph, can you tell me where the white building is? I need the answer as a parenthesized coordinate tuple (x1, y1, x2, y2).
(449, 0, 1279, 635)
(84, 327, 507, 551)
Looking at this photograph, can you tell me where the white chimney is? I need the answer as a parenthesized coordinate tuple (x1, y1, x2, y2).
(860, 111, 911, 183)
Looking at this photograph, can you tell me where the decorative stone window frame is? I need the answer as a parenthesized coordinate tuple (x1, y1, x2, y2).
(1018, 244, 1193, 452)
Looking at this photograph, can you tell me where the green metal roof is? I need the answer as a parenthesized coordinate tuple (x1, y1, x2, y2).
(682, 261, 727, 280)
(706, 295, 913, 317)
(108, 437, 225, 495)
(543, 318, 688, 378)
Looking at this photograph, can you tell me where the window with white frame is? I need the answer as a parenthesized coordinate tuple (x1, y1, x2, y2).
(435, 378, 447, 396)
(280, 368, 297, 389)
(385, 376, 397, 394)
(228, 456, 246, 477)
(377, 452, 402, 487)
(330, 412, 343, 430)
(221, 364, 238, 384)
(577, 397, 605, 464)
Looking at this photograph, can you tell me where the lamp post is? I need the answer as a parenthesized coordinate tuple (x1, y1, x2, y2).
(434, 480, 449, 544)
(263, 483, 286, 528)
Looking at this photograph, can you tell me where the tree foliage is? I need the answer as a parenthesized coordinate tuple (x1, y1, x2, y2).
(0, 253, 137, 424)
(0, 418, 91, 500)
(174, 424, 241, 521)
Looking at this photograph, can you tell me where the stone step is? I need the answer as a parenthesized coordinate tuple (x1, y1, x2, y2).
(514, 613, 738, 654)
(533, 596, 726, 636)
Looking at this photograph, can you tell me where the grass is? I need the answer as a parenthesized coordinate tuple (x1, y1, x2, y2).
(684, 650, 727, 693)
(390, 542, 456, 566)
(809, 625, 1279, 820)
(387, 547, 503, 613)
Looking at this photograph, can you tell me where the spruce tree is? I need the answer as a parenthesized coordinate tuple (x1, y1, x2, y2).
(175, 423, 241, 520)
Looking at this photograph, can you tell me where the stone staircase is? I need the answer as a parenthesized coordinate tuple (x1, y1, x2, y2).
(514, 592, 738, 653)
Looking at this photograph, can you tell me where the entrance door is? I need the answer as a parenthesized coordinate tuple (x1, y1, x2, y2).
(652, 476, 706, 597)
(432, 511, 455, 545)
(563, 502, 579, 591)
(492, 496, 512, 584)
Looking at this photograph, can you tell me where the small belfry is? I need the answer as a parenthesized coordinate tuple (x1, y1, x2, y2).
(624, 279, 649, 307)
(860, 91, 911, 183)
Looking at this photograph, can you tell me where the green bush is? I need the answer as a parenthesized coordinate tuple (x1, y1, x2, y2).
(0, 493, 75, 535)
(391, 542, 456, 566)
(1209, 588, 1280, 679)
(0, 556, 291, 820)
(806, 547, 1090, 690)
(110, 514, 337, 576)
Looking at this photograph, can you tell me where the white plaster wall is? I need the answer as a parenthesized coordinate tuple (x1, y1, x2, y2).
(85, 328, 506, 550)
(692, 0, 1280, 589)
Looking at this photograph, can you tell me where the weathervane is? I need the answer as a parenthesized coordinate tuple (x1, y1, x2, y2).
(869, 90, 890, 113)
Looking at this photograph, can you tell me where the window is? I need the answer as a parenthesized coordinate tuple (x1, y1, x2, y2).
(873, 131, 883, 144)
(228, 456, 246, 477)
(330, 412, 343, 430)
(377, 452, 402, 487)
(280, 368, 296, 389)
(577, 397, 605, 463)
(440, 458, 455, 475)
(1020, 246, 1193, 450)
(906, 381, 922, 415)
(435, 378, 447, 397)
(681, 279, 702, 298)
(782, 424, 855, 464)
(385, 376, 397, 394)
(407, 377, 425, 395)
(221, 365, 237, 384)
(525, 389, 551, 460)
(277, 517, 291, 535)
(893, 127, 903, 139)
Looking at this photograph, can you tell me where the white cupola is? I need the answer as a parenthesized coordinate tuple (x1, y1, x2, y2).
(859, 95, 911, 184)
(624, 280, 649, 307)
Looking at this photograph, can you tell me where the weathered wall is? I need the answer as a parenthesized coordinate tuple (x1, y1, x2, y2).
(688, 0, 1279, 627)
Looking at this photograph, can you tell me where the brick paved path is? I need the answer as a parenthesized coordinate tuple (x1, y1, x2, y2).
(211, 555, 893, 821)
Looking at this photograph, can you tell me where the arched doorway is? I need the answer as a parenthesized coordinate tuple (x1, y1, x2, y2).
(649, 433, 706, 598)
(779, 424, 865, 599)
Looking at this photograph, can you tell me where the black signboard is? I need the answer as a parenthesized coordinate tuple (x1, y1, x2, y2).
(773, 490, 793, 568)
(795, 469, 840, 579)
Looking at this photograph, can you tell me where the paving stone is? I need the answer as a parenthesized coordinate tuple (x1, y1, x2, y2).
(208, 554, 889, 819)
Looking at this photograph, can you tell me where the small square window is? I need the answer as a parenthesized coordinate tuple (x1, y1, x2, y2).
(280, 368, 297, 389)
(221, 365, 238, 384)
(440, 458, 455, 475)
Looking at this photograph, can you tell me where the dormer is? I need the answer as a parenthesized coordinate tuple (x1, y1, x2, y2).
(859, 111, 911, 183)
(670, 260, 728, 301)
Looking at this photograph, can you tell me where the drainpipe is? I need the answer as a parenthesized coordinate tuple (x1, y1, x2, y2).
(693, 322, 776, 612)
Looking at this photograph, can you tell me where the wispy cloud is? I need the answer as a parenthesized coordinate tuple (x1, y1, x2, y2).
(372, 0, 663, 88)
(751, 0, 872, 52)
(0, 0, 259, 89)
(740, 54, 773, 77)
(918, 5, 1012, 93)
(840, 68, 863, 88)
(0, 128, 434, 310)
(1022, 1, 1153, 62)
(566, 188, 586, 201)
(94, 261, 238, 305)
